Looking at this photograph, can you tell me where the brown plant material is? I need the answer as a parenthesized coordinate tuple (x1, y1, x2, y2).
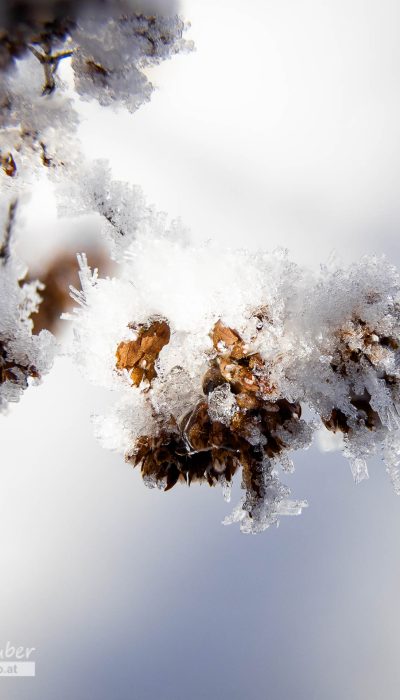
(116, 318, 170, 387)
(212, 319, 275, 397)
(324, 317, 398, 435)
(40, 141, 52, 167)
(28, 42, 74, 95)
(0, 339, 38, 386)
(323, 390, 382, 435)
(121, 316, 305, 521)
(31, 248, 109, 335)
(1, 152, 17, 177)
(332, 317, 399, 373)
(322, 408, 350, 434)
(0, 199, 17, 263)
(202, 364, 226, 396)
(84, 58, 109, 87)
(128, 398, 301, 512)
(212, 319, 245, 359)
(131, 13, 182, 58)
(0, 0, 77, 71)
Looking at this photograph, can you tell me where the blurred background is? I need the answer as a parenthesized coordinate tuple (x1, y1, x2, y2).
(2, 0, 400, 698)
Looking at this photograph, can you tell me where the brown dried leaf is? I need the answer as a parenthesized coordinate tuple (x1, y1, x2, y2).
(218, 357, 259, 393)
(212, 319, 245, 359)
(116, 318, 170, 387)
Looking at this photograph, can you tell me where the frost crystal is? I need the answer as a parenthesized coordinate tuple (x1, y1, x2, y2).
(0, 1, 191, 206)
(66, 235, 308, 533)
(71, 6, 190, 113)
(67, 228, 400, 533)
(299, 257, 400, 485)
(0, 0, 190, 409)
(3, 1, 398, 534)
(0, 202, 55, 413)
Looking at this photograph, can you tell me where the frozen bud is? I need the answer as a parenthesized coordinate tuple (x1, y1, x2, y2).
(68, 235, 400, 533)
(117, 314, 310, 532)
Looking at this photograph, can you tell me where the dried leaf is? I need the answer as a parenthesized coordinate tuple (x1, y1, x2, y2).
(116, 318, 170, 387)
(212, 319, 245, 359)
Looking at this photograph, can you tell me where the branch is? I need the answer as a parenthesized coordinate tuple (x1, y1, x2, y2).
(28, 42, 75, 95)
(0, 200, 18, 264)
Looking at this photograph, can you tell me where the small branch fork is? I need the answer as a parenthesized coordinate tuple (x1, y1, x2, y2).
(28, 42, 74, 95)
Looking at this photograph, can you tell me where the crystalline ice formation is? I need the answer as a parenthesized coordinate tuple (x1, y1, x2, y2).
(299, 256, 400, 486)
(0, 1, 191, 407)
(56, 160, 173, 259)
(0, 202, 55, 413)
(0, 1, 191, 210)
(71, 3, 191, 113)
(67, 225, 400, 533)
(0, 53, 79, 186)
(0, 0, 190, 92)
(66, 235, 312, 533)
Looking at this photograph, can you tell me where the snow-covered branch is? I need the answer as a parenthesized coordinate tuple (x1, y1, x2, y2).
(0, 0, 190, 411)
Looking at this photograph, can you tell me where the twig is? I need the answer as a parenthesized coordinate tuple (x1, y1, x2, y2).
(0, 200, 18, 264)
(28, 42, 74, 95)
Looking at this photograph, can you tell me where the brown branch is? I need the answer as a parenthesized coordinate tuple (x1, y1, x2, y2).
(0, 200, 18, 264)
(28, 42, 74, 95)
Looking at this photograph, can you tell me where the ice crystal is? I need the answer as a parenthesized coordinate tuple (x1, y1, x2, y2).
(65, 235, 310, 533)
(0, 202, 55, 412)
(0, 0, 190, 410)
(67, 228, 400, 533)
(71, 5, 190, 113)
(0, 1, 191, 211)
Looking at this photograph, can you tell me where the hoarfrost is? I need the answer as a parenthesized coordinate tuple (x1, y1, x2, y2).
(0, 204, 56, 412)
(67, 231, 400, 533)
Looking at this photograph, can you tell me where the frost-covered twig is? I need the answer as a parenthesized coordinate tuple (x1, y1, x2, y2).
(0, 200, 55, 412)
(0, 0, 192, 227)
(0, 198, 17, 263)
(0, 0, 190, 413)
(28, 42, 74, 95)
